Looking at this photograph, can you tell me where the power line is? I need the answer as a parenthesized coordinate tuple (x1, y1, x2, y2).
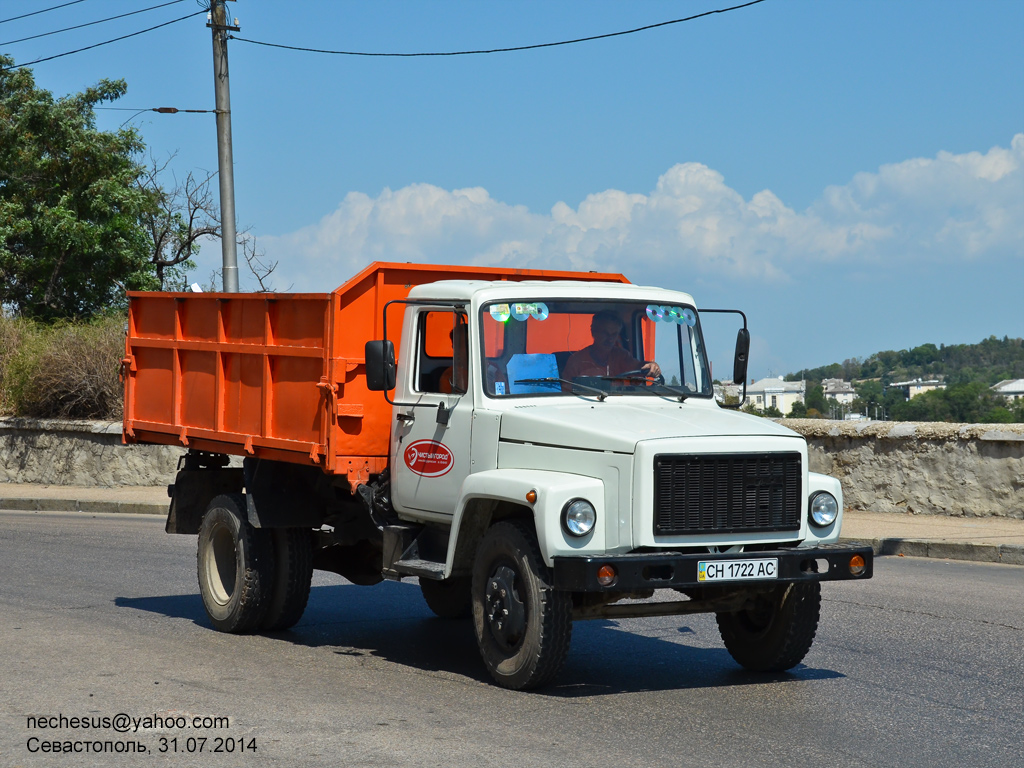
(230, 0, 767, 58)
(1, 0, 187, 47)
(0, 0, 90, 27)
(95, 106, 215, 113)
(1, 9, 207, 71)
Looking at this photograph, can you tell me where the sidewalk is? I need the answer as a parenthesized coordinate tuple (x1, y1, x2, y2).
(0, 482, 169, 516)
(839, 509, 1024, 566)
(2, 483, 1022, 566)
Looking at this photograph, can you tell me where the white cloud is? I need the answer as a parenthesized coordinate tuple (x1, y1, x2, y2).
(258, 135, 1024, 291)
(258, 185, 546, 285)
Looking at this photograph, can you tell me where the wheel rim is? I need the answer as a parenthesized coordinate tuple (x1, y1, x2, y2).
(485, 564, 526, 651)
(206, 521, 237, 606)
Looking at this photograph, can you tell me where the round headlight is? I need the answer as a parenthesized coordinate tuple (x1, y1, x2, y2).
(562, 498, 596, 537)
(809, 491, 839, 528)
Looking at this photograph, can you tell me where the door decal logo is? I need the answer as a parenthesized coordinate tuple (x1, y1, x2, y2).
(404, 440, 454, 477)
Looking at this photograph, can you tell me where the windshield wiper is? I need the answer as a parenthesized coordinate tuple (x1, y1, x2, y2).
(513, 377, 610, 401)
(648, 383, 693, 402)
(593, 375, 693, 402)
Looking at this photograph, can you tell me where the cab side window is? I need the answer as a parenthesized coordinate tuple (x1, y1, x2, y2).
(416, 310, 467, 394)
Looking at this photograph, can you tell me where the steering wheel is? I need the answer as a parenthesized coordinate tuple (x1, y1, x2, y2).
(615, 369, 666, 385)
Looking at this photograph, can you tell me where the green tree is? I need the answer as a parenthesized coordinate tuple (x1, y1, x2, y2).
(853, 380, 884, 408)
(805, 384, 827, 414)
(1014, 399, 1024, 423)
(890, 382, 1021, 423)
(0, 57, 158, 319)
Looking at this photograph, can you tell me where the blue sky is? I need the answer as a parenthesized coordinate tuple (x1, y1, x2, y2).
(5, 0, 1023, 378)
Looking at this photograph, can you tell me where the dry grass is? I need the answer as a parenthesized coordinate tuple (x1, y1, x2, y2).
(0, 316, 28, 415)
(0, 315, 125, 420)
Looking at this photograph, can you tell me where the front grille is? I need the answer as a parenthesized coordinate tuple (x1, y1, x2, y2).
(653, 453, 802, 536)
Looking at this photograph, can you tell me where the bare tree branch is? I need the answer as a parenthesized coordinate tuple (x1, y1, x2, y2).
(240, 233, 290, 293)
(137, 153, 221, 290)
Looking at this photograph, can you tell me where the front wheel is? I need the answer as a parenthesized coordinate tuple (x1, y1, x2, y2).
(197, 494, 274, 633)
(716, 582, 821, 672)
(471, 520, 572, 690)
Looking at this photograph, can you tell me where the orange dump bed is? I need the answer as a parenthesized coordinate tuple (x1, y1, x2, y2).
(123, 261, 628, 489)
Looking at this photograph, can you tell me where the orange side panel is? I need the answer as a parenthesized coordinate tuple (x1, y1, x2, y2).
(179, 349, 217, 431)
(270, 356, 324, 443)
(131, 348, 173, 424)
(132, 296, 177, 340)
(270, 299, 325, 347)
(223, 300, 265, 345)
(223, 353, 262, 435)
(179, 299, 218, 342)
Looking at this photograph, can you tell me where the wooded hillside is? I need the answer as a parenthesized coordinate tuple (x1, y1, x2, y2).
(783, 336, 1024, 423)
(786, 336, 1024, 387)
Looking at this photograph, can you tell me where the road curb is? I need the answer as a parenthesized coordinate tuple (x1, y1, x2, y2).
(841, 537, 1024, 566)
(0, 497, 166, 515)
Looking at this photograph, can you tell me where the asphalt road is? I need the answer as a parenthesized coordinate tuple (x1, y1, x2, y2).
(1, 510, 1021, 768)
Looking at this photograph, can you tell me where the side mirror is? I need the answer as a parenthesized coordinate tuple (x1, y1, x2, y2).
(733, 328, 750, 386)
(365, 340, 396, 391)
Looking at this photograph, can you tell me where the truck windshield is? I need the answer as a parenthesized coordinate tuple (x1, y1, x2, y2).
(479, 300, 713, 399)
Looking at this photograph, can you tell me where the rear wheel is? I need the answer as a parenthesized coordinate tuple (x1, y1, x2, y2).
(716, 582, 821, 672)
(471, 520, 572, 690)
(420, 576, 472, 619)
(260, 528, 313, 631)
(197, 494, 274, 633)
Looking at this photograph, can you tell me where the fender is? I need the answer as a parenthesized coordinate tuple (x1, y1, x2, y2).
(444, 469, 606, 575)
(804, 471, 844, 545)
(166, 467, 243, 534)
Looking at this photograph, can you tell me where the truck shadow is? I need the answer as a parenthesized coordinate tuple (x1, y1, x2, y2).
(116, 580, 843, 696)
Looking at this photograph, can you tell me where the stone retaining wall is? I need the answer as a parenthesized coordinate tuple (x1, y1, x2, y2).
(0, 418, 182, 487)
(2, 417, 1022, 518)
(781, 419, 1024, 519)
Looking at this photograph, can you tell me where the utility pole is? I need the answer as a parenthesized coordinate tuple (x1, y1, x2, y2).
(209, 1, 239, 292)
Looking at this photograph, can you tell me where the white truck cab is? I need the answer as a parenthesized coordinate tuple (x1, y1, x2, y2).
(365, 279, 871, 689)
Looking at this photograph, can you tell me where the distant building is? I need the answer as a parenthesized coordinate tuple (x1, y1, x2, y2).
(991, 379, 1024, 402)
(748, 376, 806, 414)
(822, 378, 856, 405)
(713, 381, 744, 404)
(888, 378, 945, 400)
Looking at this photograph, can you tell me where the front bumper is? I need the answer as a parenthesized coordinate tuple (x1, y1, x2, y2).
(553, 542, 873, 592)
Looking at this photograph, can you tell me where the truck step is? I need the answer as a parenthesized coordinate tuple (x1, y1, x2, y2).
(392, 558, 446, 579)
(382, 524, 450, 581)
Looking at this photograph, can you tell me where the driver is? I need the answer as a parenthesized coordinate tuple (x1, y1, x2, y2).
(562, 310, 661, 382)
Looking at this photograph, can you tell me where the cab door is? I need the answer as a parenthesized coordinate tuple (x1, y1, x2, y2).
(390, 308, 473, 519)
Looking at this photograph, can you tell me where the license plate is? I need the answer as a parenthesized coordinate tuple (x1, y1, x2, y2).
(697, 558, 778, 582)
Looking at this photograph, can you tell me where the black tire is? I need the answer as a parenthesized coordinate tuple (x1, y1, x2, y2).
(197, 494, 274, 633)
(716, 582, 821, 672)
(420, 576, 472, 619)
(260, 528, 314, 631)
(471, 520, 572, 690)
